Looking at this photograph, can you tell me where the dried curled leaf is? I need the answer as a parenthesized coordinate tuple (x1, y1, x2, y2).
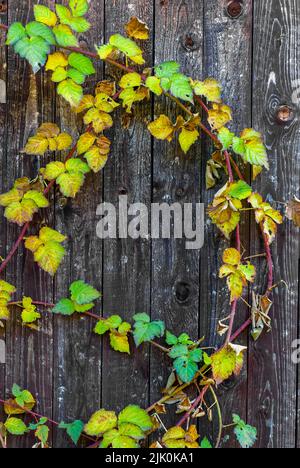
(286, 197, 300, 227)
(248, 193, 283, 244)
(125, 17, 149, 40)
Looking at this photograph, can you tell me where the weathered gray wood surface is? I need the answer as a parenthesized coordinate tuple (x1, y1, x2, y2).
(0, 0, 299, 448)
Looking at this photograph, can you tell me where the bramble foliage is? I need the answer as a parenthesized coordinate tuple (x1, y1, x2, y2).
(0, 3, 291, 448)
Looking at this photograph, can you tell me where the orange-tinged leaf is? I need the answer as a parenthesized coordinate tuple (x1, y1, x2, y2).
(37, 123, 60, 138)
(286, 197, 300, 227)
(24, 236, 43, 253)
(74, 94, 95, 113)
(95, 80, 116, 96)
(125, 17, 149, 40)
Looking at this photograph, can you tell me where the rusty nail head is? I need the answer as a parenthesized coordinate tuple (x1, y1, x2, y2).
(227, 1, 243, 19)
(276, 105, 294, 123)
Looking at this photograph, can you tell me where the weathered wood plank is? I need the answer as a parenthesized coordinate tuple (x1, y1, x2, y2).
(249, 0, 300, 448)
(53, 0, 105, 447)
(150, 0, 203, 428)
(3, 0, 55, 448)
(101, 0, 153, 416)
(0, 0, 8, 428)
(201, 0, 253, 446)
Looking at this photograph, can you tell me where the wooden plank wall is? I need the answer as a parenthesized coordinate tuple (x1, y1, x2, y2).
(0, 0, 299, 448)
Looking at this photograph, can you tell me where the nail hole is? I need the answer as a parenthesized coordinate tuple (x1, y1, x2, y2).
(118, 186, 128, 195)
(226, 1, 243, 19)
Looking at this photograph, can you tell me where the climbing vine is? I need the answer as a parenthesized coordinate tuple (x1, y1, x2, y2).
(0, 1, 295, 449)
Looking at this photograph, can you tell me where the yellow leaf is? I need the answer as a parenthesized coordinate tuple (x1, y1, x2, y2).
(56, 172, 85, 198)
(96, 44, 115, 60)
(97, 135, 111, 155)
(0, 280, 16, 294)
(148, 115, 174, 141)
(39, 227, 67, 243)
(94, 93, 119, 113)
(84, 146, 108, 173)
(83, 109, 113, 133)
(45, 52, 68, 71)
(119, 86, 148, 112)
(47, 138, 58, 151)
(179, 128, 199, 154)
(74, 94, 95, 113)
(84, 409, 117, 436)
(125, 17, 149, 40)
(34, 241, 66, 276)
(24, 135, 49, 155)
(24, 236, 44, 253)
(211, 346, 237, 384)
(0, 306, 10, 320)
(5, 199, 38, 226)
(252, 165, 262, 180)
(227, 271, 244, 302)
(0, 188, 22, 207)
(223, 247, 241, 266)
(119, 72, 142, 89)
(77, 132, 97, 155)
(145, 76, 162, 96)
(185, 425, 199, 443)
(109, 330, 130, 354)
(208, 103, 232, 130)
(192, 77, 222, 103)
(130, 54, 145, 65)
(34, 5, 58, 27)
(162, 426, 186, 443)
(55, 133, 73, 150)
(43, 161, 66, 180)
(37, 123, 60, 138)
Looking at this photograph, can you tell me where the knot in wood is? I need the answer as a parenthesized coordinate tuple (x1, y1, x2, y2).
(182, 33, 200, 52)
(0, 2, 7, 14)
(276, 105, 294, 124)
(226, 1, 243, 19)
(174, 281, 191, 304)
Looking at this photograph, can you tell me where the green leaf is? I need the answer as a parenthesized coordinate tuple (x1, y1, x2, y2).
(94, 320, 110, 335)
(155, 61, 180, 79)
(133, 316, 165, 346)
(68, 52, 95, 75)
(23, 190, 49, 208)
(69, 0, 89, 17)
(169, 344, 189, 359)
(59, 420, 84, 445)
(109, 34, 142, 58)
(100, 430, 139, 448)
(5, 417, 27, 435)
(118, 423, 145, 440)
(35, 425, 49, 444)
(165, 331, 178, 346)
(218, 127, 235, 150)
(53, 298, 75, 316)
(200, 437, 212, 448)
(53, 24, 79, 47)
(133, 312, 151, 323)
(57, 79, 83, 107)
(6, 23, 26, 46)
(118, 405, 153, 432)
(66, 68, 86, 86)
(105, 315, 123, 329)
(25, 21, 56, 45)
(65, 158, 90, 174)
(170, 73, 193, 103)
(34, 5, 58, 28)
(84, 409, 117, 436)
(173, 356, 198, 383)
(233, 414, 257, 449)
(178, 333, 193, 345)
(189, 348, 203, 363)
(145, 76, 162, 96)
(14, 36, 50, 74)
(70, 280, 101, 305)
(73, 302, 94, 312)
(52, 66, 68, 83)
(229, 181, 252, 200)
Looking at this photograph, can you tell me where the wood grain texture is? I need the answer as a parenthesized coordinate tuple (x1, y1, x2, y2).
(0, 0, 299, 449)
(3, 0, 55, 448)
(52, 0, 105, 447)
(101, 0, 153, 416)
(201, 0, 253, 447)
(249, 0, 300, 448)
(150, 0, 203, 429)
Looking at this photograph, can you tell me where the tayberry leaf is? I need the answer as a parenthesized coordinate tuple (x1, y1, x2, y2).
(34, 5, 58, 27)
(59, 420, 84, 445)
(84, 409, 117, 436)
(133, 313, 165, 346)
(70, 280, 101, 305)
(233, 414, 257, 449)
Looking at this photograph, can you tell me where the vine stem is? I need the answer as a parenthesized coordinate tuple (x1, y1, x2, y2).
(176, 385, 209, 427)
(260, 223, 273, 294)
(209, 385, 223, 448)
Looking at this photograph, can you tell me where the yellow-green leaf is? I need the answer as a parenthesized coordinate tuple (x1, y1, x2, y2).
(84, 409, 117, 436)
(109, 330, 130, 354)
(56, 172, 85, 198)
(77, 132, 96, 155)
(34, 5, 57, 27)
(23, 190, 49, 208)
(145, 76, 162, 96)
(57, 79, 83, 107)
(179, 128, 199, 154)
(5, 199, 38, 226)
(43, 161, 66, 180)
(34, 241, 66, 276)
(192, 77, 222, 103)
(119, 72, 142, 89)
(24, 135, 49, 155)
(0, 188, 22, 207)
(84, 146, 108, 173)
(5, 418, 27, 435)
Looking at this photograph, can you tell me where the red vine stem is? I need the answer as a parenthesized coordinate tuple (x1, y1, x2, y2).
(176, 385, 209, 427)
